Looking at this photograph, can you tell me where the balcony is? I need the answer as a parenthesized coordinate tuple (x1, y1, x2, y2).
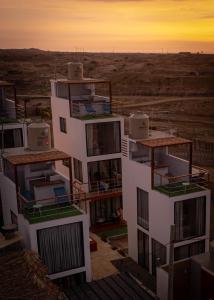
(154, 168, 208, 197)
(19, 193, 84, 224)
(70, 96, 111, 119)
(73, 177, 122, 201)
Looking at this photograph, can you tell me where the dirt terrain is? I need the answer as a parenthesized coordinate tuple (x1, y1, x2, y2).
(0, 49, 213, 167)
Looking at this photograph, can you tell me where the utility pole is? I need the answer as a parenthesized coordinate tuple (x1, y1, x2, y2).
(168, 225, 175, 300)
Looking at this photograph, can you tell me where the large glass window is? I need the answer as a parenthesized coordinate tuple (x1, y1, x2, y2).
(138, 230, 149, 270)
(174, 197, 206, 241)
(174, 240, 205, 261)
(86, 122, 121, 156)
(73, 158, 83, 182)
(0, 128, 23, 149)
(152, 239, 166, 275)
(137, 188, 149, 230)
(87, 159, 121, 192)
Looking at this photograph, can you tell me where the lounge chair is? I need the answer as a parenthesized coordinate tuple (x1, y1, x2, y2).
(54, 186, 68, 205)
(84, 103, 96, 114)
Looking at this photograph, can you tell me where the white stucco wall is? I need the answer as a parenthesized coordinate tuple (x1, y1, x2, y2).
(0, 173, 18, 225)
(122, 135, 211, 273)
(156, 267, 168, 300)
(19, 210, 92, 281)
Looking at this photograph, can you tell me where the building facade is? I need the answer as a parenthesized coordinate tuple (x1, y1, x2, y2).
(51, 63, 123, 226)
(122, 115, 211, 275)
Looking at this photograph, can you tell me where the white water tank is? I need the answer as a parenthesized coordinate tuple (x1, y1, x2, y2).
(129, 113, 149, 139)
(67, 62, 83, 80)
(28, 123, 51, 151)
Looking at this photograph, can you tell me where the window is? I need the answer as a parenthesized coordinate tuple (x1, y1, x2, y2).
(37, 222, 84, 275)
(86, 121, 121, 156)
(152, 239, 166, 275)
(73, 158, 83, 182)
(174, 240, 205, 261)
(0, 128, 23, 149)
(174, 197, 206, 242)
(137, 188, 149, 230)
(138, 230, 149, 270)
(59, 117, 67, 133)
(88, 159, 121, 192)
(62, 159, 69, 168)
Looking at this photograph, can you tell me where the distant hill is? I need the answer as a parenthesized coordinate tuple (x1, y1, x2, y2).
(0, 49, 214, 97)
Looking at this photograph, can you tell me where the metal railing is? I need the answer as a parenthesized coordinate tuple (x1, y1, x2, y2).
(153, 167, 209, 196)
(73, 177, 122, 195)
(18, 192, 88, 221)
(71, 100, 111, 117)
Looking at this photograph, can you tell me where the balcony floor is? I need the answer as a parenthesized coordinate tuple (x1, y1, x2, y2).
(77, 114, 114, 120)
(155, 182, 204, 197)
(24, 204, 82, 224)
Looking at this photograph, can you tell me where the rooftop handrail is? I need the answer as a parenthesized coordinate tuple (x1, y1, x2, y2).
(18, 191, 87, 213)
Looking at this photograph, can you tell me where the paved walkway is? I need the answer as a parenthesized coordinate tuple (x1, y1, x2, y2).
(90, 233, 124, 280)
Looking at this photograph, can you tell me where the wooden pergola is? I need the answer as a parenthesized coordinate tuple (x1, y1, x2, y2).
(55, 78, 112, 116)
(137, 136, 193, 188)
(3, 149, 72, 210)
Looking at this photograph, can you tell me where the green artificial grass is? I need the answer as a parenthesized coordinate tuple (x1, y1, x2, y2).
(78, 114, 114, 120)
(24, 204, 82, 224)
(97, 226, 128, 240)
(155, 183, 204, 197)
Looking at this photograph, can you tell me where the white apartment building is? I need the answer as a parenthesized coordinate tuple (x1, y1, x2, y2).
(122, 113, 211, 275)
(51, 63, 123, 227)
(0, 81, 91, 285)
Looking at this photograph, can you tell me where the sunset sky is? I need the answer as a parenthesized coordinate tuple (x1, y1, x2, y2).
(0, 0, 214, 53)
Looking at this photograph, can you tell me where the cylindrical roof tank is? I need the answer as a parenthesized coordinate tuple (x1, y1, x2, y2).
(28, 123, 51, 151)
(129, 112, 149, 139)
(67, 62, 83, 80)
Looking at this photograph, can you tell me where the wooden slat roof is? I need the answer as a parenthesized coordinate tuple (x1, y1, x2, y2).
(138, 136, 192, 148)
(56, 78, 109, 84)
(0, 80, 14, 87)
(5, 150, 70, 166)
(68, 272, 156, 300)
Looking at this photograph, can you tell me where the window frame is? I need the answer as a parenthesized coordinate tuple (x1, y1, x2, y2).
(59, 117, 67, 133)
(73, 158, 83, 182)
(85, 121, 121, 157)
(137, 187, 149, 230)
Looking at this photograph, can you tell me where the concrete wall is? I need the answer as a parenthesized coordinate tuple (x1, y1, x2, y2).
(156, 267, 168, 300)
(122, 135, 211, 273)
(0, 173, 18, 225)
(19, 209, 92, 282)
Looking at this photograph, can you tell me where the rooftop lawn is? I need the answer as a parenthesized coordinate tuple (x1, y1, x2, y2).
(24, 204, 82, 224)
(155, 182, 204, 197)
(77, 114, 114, 120)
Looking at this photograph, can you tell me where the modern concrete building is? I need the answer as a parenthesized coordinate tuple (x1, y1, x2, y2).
(50, 63, 123, 227)
(0, 146, 91, 283)
(0, 80, 91, 285)
(122, 113, 211, 275)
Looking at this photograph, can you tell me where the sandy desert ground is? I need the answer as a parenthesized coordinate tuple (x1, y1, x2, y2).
(0, 49, 213, 167)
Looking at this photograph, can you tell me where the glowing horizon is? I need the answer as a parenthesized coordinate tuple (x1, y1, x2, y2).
(0, 0, 214, 53)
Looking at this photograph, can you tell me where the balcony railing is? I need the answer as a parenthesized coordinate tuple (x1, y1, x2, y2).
(73, 177, 122, 197)
(18, 192, 86, 224)
(154, 168, 209, 197)
(70, 99, 111, 118)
